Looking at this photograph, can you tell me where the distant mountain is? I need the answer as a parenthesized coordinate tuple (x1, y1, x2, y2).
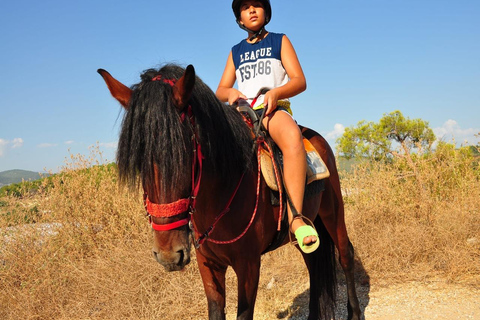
(0, 170, 45, 187)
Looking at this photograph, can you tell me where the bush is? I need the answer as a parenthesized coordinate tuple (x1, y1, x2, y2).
(342, 142, 480, 280)
(0, 146, 150, 319)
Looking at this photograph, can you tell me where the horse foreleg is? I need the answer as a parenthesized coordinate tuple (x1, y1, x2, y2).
(232, 257, 261, 320)
(196, 251, 228, 320)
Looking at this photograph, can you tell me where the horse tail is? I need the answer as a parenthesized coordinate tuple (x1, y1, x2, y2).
(311, 216, 337, 319)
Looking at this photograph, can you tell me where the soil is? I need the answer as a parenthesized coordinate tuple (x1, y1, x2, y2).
(269, 278, 480, 319)
(333, 279, 480, 320)
(222, 246, 480, 320)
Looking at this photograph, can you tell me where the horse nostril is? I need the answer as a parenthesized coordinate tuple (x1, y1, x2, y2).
(176, 249, 185, 266)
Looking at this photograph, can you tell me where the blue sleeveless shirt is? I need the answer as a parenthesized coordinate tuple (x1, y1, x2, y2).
(231, 32, 289, 109)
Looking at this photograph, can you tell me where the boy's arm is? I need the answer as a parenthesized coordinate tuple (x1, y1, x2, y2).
(216, 51, 246, 104)
(264, 35, 307, 114)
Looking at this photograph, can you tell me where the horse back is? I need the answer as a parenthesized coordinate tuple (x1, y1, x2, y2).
(299, 125, 340, 182)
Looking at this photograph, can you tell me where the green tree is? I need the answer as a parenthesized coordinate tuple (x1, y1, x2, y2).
(336, 110, 436, 161)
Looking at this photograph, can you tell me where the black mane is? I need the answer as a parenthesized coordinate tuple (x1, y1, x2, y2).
(117, 64, 253, 193)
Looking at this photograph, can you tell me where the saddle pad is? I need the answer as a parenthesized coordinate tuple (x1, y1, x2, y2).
(260, 138, 330, 191)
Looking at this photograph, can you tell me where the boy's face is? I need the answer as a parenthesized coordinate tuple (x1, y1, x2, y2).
(239, 1, 266, 31)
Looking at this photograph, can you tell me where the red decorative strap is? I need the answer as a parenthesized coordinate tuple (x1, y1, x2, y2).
(146, 197, 190, 218)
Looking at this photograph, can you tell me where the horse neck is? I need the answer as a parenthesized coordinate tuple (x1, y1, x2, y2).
(193, 159, 277, 253)
(195, 159, 252, 212)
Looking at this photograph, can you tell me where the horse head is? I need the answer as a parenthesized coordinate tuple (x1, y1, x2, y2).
(98, 65, 196, 271)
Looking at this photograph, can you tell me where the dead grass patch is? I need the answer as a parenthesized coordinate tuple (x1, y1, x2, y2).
(342, 143, 480, 281)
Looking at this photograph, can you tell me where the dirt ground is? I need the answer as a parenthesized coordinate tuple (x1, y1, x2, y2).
(267, 278, 480, 320)
(333, 280, 480, 320)
(220, 246, 480, 320)
(224, 260, 480, 320)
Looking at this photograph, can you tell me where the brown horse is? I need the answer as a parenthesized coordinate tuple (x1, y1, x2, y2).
(98, 64, 360, 320)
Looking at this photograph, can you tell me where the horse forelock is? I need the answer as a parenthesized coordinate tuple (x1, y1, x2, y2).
(116, 64, 254, 195)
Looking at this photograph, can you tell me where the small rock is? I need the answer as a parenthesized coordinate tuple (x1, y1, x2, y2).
(466, 237, 479, 246)
(266, 277, 275, 290)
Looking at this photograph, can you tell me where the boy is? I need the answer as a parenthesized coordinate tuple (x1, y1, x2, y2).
(216, 0, 319, 253)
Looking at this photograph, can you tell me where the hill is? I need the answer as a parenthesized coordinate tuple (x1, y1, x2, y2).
(0, 169, 44, 187)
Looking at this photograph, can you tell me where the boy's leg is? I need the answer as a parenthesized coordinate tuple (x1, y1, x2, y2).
(263, 111, 316, 245)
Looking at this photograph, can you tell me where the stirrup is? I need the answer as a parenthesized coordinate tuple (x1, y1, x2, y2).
(289, 215, 320, 254)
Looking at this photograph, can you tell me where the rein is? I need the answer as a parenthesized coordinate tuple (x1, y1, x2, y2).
(192, 103, 285, 247)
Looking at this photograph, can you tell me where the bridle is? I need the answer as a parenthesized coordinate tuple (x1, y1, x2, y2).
(143, 76, 202, 232)
(142, 76, 283, 249)
(143, 112, 202, 230)
(143, 75, 250, 249)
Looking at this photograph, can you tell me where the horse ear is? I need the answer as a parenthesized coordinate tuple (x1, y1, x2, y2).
(97, 69, 132, 110)
(172, 65, 195, 109)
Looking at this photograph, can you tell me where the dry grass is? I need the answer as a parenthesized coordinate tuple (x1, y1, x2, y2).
(342, 142, 480, 281)
(0, 142, 479, 319)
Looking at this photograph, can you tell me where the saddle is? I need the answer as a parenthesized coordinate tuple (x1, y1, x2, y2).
(237, 103, 330, 192)
(260, 138, 330, 191)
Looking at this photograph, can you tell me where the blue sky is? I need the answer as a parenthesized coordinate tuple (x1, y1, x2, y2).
(1, 0, 479, 172)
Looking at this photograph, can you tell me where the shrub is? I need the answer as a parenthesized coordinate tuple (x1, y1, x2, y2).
(342, 142, 480, 280)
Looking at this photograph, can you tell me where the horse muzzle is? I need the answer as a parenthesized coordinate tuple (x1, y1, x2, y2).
(152, 246, 191, 272)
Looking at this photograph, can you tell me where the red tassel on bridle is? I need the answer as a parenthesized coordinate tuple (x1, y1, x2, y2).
(151, 75, 176, 86)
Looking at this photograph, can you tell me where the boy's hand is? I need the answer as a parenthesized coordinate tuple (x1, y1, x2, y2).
(227, 89, 247, 105)
(263, 89, 279, 115)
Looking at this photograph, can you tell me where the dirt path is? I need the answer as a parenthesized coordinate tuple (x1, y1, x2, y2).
(335, 280, 480, 320)
(224, 247, 480, 320)
(227, 272, 479, 319)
